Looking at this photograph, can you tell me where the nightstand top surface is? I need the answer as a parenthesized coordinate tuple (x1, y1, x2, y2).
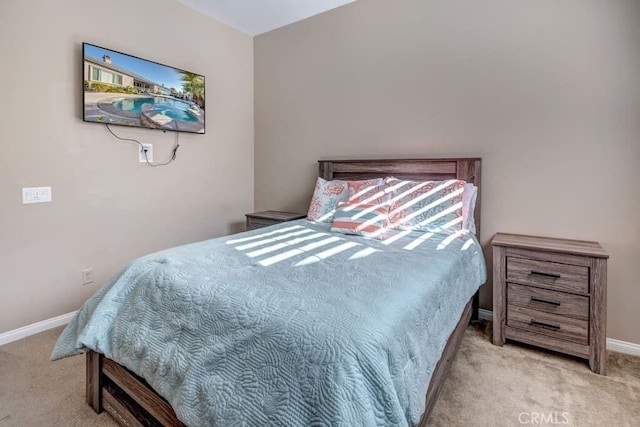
(491, 233, 608, 259)
(245, 210, 306, 220)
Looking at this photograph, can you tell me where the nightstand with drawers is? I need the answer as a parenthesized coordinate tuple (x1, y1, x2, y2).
(491, 233, 608, 374)
(245, 211, 307, 231)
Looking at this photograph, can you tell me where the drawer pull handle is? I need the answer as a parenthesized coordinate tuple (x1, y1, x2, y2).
(531, 296, 561, 306)
(530, 319, 561, 330)
(530, 270, 561, 279)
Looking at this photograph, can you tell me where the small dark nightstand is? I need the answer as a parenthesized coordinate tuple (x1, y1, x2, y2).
(491, 233, 608, 374)
(245, 211, 306, 231)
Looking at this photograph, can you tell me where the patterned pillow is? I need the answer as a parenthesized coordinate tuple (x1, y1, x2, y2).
(307, 178, 349, 222)
(347, 178, 388, 205)
(331, 202, 389, 239)
(307, 178, 387, 222)
(385, 178, 466, 232)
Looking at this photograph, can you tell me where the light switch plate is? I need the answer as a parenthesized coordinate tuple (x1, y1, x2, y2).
(22, 187, 52, 204)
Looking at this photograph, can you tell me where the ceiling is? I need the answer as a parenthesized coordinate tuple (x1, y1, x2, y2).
(176, 0, 357, 36)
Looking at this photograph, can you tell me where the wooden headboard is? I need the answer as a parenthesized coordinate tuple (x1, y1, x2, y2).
(318, 158, 482, 239)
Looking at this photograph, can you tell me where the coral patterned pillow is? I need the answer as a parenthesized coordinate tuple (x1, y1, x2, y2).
(307, 178, 349, 222)
(347, 178, 388, 205)
(307, 177, 384, 222)
(385, 178, 466, 232)
(331, 202, 389, 239)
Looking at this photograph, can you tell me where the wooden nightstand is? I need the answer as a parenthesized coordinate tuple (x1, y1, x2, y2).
(245, 211, 306, 231)
(491, 233, 608, 374)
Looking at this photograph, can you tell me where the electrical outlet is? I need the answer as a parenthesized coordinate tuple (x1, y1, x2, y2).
(81, 268, 94, 285)
(139, 144, 153, 163)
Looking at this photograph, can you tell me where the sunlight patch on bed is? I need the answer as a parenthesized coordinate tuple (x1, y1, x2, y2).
(259, 249, 304, 267)
(403, 232, 435, 251)
(461, 238, 475, 251)
(258, 236, 343, 267)
(235, 229, 316, 251)
(295, 242, 360, 266)
(225, 225, 304, 245)
(285, 232, 330, 245)
(348, 247, 379, 260)
(247, 242, 290, 258)
(437, 229, 468, 251)
(440, 216, 464, 229)
(381, 229, 413, 245)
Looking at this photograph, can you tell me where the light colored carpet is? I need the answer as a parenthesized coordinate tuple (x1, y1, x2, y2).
(0, 327, 117, 427)
(430, 322, 640, 426)
(0, 322, 638, 426)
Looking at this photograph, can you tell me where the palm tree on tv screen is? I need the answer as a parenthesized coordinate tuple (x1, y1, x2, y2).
(180, 72, 205, 108)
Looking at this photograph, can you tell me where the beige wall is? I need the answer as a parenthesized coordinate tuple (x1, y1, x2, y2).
(0, 0, 254, 333)
(255, 0, 640, 343)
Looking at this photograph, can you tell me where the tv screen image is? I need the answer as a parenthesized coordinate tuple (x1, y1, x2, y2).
(83, 43, 205, 134)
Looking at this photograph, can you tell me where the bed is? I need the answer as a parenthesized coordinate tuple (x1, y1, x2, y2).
(52, 157, 486, 426)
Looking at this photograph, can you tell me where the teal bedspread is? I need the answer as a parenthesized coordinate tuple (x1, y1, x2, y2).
(52, 220, 486, 426)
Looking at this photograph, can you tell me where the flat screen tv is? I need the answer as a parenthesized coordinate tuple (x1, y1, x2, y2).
(83, 42, 205, 134)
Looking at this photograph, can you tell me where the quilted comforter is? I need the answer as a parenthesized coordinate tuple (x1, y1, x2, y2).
(52, 220, 486, 426)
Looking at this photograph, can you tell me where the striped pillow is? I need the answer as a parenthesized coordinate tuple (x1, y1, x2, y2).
(385, 177, 466, 233)
(330, 202, 389, 239)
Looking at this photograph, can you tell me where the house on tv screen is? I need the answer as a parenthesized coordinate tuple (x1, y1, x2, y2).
(84, 55, 176, 97)
(82, 52, 205, 133)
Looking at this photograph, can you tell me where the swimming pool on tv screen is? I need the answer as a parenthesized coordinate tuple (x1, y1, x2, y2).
(113, 97, 199, 122)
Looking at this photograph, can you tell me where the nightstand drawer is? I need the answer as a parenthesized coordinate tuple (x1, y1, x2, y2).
(507, 283, 589, 320)
(507, 256, 589, 294)
(245, 211, 307, 231)
(246, 217, 279, 230)
(507, 305, 588, 345)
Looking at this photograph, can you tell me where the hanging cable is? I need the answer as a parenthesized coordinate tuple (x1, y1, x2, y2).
(105, 124, 180, 167)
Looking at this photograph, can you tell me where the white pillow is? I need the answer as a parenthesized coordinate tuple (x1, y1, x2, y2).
(462, 183, 478, 234)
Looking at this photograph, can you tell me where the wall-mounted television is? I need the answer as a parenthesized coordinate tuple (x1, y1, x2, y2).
(83, 42, 205, 134)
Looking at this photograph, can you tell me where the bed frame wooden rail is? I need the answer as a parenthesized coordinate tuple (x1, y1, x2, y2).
(85, 157, 484, 426)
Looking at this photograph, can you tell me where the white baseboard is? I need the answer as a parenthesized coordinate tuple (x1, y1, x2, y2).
(478, 308, 493, 321)
(0, 311, 77, 347)
(606, 338, 640, 357)
(475, 309, 640, 357)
